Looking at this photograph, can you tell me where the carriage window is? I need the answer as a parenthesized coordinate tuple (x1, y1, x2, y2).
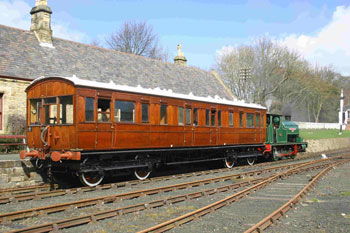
(142, 103, 149, 123)
(185, 108, 191, 125)
(193, 108, 198, 126)
(30, 99, 42, 125)
(239, 112, 244, 127)
(178, 107, 184, 125)
(218, 110, 222, 127)
(256, 113, 260, 128)
(85, 97, 95, 122)
(160, 104, 167, 125)
(115, 100, 135, 122)
(261, 115, 264, 128)
(229, 112, 233, 127)
(59, 96, 73, 124)
(98, 99, 110, 123)
(211, 110, 216, 127)
(44, 97, 56, 104)
(205, 109, 210, 126)
(246, 113, 254, 128)
(43, 97, 57, 125)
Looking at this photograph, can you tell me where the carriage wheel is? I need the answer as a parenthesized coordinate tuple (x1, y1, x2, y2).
(79, 158, 104, 187)
(134, 168, 151, 180)
(272, 148, 280, 161)
(134, 155, 151, 180)
(247, 157, 256, 166)
(224, 157, 235, 169)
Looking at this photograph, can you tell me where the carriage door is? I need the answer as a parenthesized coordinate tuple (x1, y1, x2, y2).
(210, 108, 217, 145)
(96, 94, 113, 149)
(184, 106, 193, 146)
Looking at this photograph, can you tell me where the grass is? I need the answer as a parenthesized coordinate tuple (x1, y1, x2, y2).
(299, 129, 350, 140)
(340, 191, 350, 196)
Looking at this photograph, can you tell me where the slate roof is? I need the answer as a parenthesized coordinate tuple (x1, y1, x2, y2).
(0, 24, 233, 100)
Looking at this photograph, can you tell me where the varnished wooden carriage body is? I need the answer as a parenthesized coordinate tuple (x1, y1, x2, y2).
(25, 77, 266, 153)
(22, 76, 267, 185)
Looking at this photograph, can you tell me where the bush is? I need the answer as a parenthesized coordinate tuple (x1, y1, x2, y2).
(6, 114, 26, 135)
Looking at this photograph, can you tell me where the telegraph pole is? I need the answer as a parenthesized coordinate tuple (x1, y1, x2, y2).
(339, 89, 344, 135)
(240, 67, 251, 102)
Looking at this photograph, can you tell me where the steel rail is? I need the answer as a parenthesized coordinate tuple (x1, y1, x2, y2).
(8, 177, 268, 233)
(0, 157, 335, 224)
(0, 155, 286, 196)
(1, 147, 348, 197)
(244, 159, 348, 233)
(0, 154, 327, 205)
(136, 159, 346, 233)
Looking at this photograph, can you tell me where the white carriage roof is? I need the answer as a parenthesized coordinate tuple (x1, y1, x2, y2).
(33, 76, 266, 110)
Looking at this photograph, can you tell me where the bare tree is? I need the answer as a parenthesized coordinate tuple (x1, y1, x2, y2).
(106, 20, 168, 61)
(216, 37, 300, 106)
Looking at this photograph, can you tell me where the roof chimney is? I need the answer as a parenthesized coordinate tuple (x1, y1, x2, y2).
(30, 0, 53, 46)
(174, 44, 187, 66)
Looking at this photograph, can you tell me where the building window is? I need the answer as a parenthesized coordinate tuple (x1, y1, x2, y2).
(0, 93, 3, 130)
(98, 99, 111, 123)
(211, 110, 216, 127)
(205, 109, 210, 126)
(160, 104, 167, 125)
(85, 97, 95, 122)
(193, 108, 198, 126)
(59, 96, 73, 124)
(115, 100, 135, 122)
(142, 103, 149, 123)
(218, 110, 222, 127)
(256, 113, 260, 128)
(239, 112, 244, 127)
(246, 113, 254, 128)
(229, 112, 233, 127)
(185, 108, 191, 125)
(178, 107, 184, 125)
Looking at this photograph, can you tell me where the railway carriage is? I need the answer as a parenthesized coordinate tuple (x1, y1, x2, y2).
(20, 76, 269, 186)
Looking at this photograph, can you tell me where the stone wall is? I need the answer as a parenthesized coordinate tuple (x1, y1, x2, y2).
(0, 77, 30, 134)
(0, 159, 43, 188)
(305, 138, 350, 153)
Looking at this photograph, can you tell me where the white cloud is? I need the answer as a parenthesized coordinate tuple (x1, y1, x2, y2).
(0, 0, 31, 29)
(0, 0, 89, 43)
(281, 6, 350, 76)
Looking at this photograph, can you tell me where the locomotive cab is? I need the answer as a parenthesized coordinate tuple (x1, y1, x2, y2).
(265, 114, 307, 160)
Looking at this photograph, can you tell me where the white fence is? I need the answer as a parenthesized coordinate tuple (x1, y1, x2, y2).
(295, 122, 340, 129)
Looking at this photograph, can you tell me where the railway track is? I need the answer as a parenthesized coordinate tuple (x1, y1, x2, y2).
(1, 155, 347, 233)
(138, 159, 348, 233)
(1, 148, 348, 203)
(0, 158, 314, 205)
(244, 162, 339, 233)
(0, 158, 321, 223)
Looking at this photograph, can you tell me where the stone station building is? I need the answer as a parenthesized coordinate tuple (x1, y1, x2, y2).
(0, 0, 235, 187)
(0, 0, 233, 135)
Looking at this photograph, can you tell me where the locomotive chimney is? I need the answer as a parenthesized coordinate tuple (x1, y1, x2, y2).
(30, 0, 53, 46)
(174, 44, 187, 66)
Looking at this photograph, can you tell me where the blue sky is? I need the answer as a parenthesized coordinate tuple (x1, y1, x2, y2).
(1, 0, 350, 75)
